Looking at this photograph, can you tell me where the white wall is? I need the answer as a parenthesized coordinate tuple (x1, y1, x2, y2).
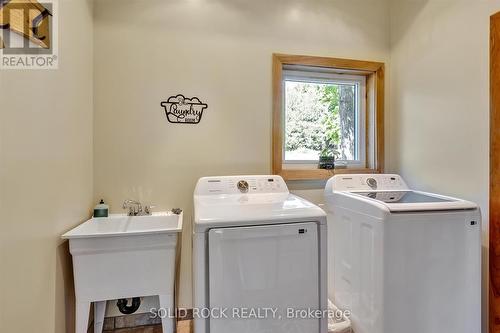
(93, 0, 390, 309)
(389, 1, 500, 331)
(0, 1, 94, 332)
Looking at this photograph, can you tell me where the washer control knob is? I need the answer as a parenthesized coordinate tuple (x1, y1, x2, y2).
(237, 180, 249, 193)
(366, 177, 378, 189)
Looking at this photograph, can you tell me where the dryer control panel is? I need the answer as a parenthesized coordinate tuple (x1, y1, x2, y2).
(327, 174, 409, 192)
(195, 175, 288, 195)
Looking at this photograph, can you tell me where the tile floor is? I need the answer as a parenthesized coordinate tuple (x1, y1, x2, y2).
(103, 319, 191, 333)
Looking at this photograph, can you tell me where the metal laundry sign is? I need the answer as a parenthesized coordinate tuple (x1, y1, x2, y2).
(161, 94, 208, 124)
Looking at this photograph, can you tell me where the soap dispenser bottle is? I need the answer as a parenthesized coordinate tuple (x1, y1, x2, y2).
(94, 199, 109, 218)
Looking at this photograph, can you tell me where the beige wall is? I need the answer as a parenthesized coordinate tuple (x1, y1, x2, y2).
(0, 0, 494, 329)
(0, 0, 493, 328)
(93, 0, 390, 308)
(389, 1, 500, 331)
(0, 0, 94, 332)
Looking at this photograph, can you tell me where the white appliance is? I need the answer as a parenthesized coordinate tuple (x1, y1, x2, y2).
(193, 175, 327, 333)
(324, 174, 481, 333)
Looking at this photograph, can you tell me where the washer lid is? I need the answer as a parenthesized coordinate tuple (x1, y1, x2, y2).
(194, 193, 326, 232)
(347, 190, 477, 212)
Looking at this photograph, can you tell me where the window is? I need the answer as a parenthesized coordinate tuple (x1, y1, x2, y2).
(283, 66, 366, 167)
(272, 54, 384, 180)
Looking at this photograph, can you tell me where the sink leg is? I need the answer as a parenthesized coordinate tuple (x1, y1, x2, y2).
(94, 301, 107, 333)
(159, 294, 175, 333)
(76, 300, 90, 333)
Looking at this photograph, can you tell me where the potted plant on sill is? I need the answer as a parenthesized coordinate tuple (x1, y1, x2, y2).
(318, 139, 338, 170)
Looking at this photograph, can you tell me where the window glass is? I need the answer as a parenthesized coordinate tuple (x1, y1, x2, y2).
(284, 80, 357, 162)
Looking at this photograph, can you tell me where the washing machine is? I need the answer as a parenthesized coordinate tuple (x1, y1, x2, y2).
(324, 174, 481, 333)
(193, 175, 327, 333)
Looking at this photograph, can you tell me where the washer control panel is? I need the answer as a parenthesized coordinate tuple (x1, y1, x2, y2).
(328, 174, 408, 192)
(195, 175, 288, 195)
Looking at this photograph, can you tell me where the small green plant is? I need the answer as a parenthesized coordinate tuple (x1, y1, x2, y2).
(320, 138, 338, 158)
(318, 138, 338, 169)
(319, 140, 338, 157)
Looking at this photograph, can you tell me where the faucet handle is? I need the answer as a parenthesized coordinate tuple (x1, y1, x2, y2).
(144, 205, 156, 215)
(123, 199, 143, 216)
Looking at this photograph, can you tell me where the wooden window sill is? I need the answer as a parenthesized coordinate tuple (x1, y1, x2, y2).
(279, 168, 381, 181)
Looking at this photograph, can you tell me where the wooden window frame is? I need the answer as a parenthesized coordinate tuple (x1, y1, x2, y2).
(491, 12, 500, 333)
(272, 53, 385, 181)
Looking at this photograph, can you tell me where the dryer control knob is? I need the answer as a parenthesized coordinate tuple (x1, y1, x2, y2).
(366, 177, 378, 189)
(237, 180, 249, 193)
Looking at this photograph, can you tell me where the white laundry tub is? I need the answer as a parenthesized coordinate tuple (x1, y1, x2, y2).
(62, 212, 183, 333)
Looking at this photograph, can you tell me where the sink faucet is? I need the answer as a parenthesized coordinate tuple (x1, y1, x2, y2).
(123, 200, 143, 216)
(122, 200, 155, 216)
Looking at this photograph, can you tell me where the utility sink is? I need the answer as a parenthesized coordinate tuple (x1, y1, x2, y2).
(62, 212, 183, 238)
(62, 212, 183, 333)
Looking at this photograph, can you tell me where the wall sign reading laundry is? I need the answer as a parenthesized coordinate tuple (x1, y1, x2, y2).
(161, 94, 208, 124)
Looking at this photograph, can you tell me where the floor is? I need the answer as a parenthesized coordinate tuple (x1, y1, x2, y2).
(104, 320, 191, 333)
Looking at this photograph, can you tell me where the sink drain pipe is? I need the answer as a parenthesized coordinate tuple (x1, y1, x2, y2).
(116, 298, 141, 315)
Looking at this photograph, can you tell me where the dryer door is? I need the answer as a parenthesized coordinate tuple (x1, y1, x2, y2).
(208, 222, 320, 333)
